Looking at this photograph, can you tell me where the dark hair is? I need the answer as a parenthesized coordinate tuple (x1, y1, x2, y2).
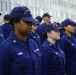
(10, 17, 21, 30)
(42, 33, 47, 39)
(42, 31, 52, 39)
(0, 13, 2, 15)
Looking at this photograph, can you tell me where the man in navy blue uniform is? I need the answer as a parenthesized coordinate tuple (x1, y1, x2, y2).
(0, 14, 12, 39)
(59, 18, 76, 75)
(35, 16, 42, 25)
(0, 6, 41, 75)
(40, 23, 65, 75)
(37, 13, 52, 44)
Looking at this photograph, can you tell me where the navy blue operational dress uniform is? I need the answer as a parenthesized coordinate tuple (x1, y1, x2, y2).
(0, 6, 41, 75)
(29, 32, 41, 47)
(40, 24, 65, 75)
(29, 21, 41, 48)
(37, 13, 52, 44)
(0, 14, 12, 39)
(59, 18, 76, 75)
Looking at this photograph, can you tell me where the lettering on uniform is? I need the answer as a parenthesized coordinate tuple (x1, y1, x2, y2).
(34, 48, 39, 52)
(18, 52, 23, 55)
(55, 52, 58, 55)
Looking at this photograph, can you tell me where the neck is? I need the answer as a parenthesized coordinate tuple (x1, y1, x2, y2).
(65, 31, 72, 37)
(14, 31, 27, 41)
(4, 20, 9, 23)
(47, 38, 56, 44)
(32, 29, 35, 33)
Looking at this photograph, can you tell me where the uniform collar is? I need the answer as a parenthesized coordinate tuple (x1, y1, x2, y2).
(9, 31, 29, 49)
(45, 40, 56, 47)
(45, 40, 62, 52)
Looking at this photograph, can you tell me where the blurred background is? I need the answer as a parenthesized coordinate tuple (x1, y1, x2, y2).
(0, 0, 76, 24)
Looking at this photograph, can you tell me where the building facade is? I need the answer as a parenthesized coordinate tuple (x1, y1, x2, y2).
(0, 0, 76, 24)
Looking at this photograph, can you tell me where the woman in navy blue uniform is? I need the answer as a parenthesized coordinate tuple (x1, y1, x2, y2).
(0, 6, 41, 75)
(59, 18, 76, 75)
(40, 23, 65, 75)
(29, 21, 41, 48)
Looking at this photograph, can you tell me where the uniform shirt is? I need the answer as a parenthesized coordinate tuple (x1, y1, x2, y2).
(0, 32, 41, 75)
(59, 33, 76, 75)
(29, 31, 41, 48)
(0, 23, 12, 39)
(40, 40, 65, 75)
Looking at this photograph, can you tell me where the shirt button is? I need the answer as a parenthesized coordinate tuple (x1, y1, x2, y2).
(13, 40, 16, 43)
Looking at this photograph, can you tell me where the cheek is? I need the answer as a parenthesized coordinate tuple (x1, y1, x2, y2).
(69, 27, 75, 31)
(53, 33, 60, 39)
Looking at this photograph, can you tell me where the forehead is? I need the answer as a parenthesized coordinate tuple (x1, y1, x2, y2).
(50, 30, 59, 33)
(65, 25, 74, 28)
(43, 16, 51, 19)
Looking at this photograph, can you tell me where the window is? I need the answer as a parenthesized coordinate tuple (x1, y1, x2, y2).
(63, 13, 66, 18)
(15, 4, 20, 7)
(52, 0, 57, 5)
(58, 0, 63, 6)
(65, 13, 69, 18)
(70, 4, 74, 9)
(45, 0, 48, 3)
(9, 2, 12, 11)
(63, 2, 67, 7)
(39, 9, 43, 16)
(35, 8, 39, 15)
(61, 1, 63, 6)
(49, 10, 53, 16)
(61, 12, 63, 18)
(33, 7, 36, 15)
(29, 7, 33, 14)
(56, 12, 61, 18)
(68, 14, 71, 18)
(0, 1, 2, 11)
(3, 1, 7, 11)
(71, 14, 74, 19)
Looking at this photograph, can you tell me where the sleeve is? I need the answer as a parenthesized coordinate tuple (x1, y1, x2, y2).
(0, 35, 4, 43)
(0, 45, 11, 75)
(40, 47, 49, 75)
(59, 38, 68, 53)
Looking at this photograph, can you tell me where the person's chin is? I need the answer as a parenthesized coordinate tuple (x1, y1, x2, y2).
(57, 37, 60, 40)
